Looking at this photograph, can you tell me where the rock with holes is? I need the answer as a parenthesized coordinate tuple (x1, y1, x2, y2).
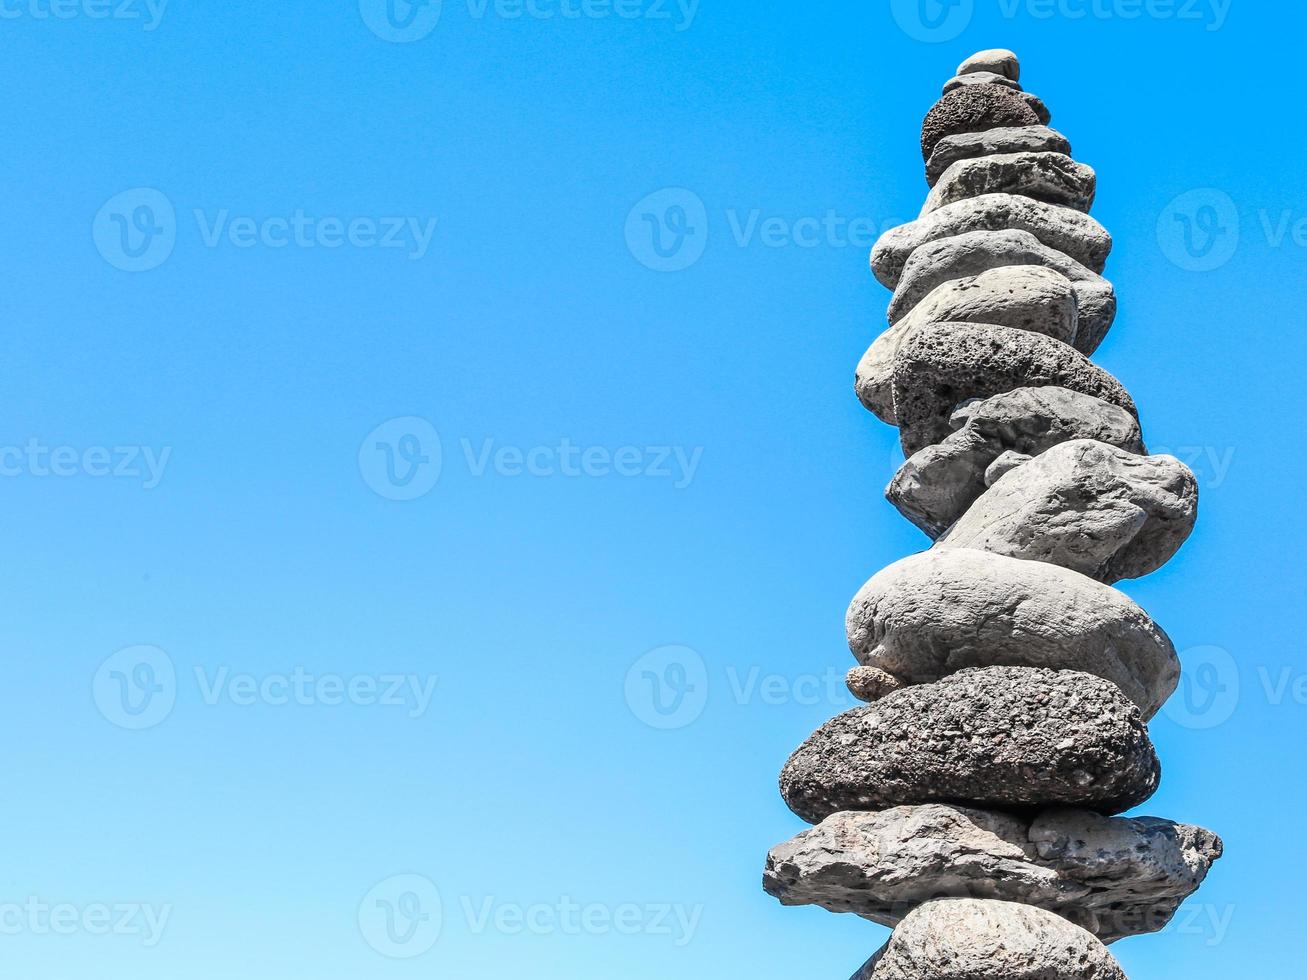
(922, 152, 1096, 217)
(887, 229, 1116, 354)
(779, 666, 1160, 823)
(872, 195, 1112, 287)
(891, 322, 1135, 456)
(938, 439, 1198, 583)
(850, 899, 1127, 980)
(921, 85, 1040, 161)
(957, 48, 1020, 81)
(926, 126, 1071, 186)
(857, 268, 1079, 423)
(1017, 91, 1052, 124)
(764, 804, 1222, 943)
(887, 387, 1144, 535)
(845, 549, 1179, 718)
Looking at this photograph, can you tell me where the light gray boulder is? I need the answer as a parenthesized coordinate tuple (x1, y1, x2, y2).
(891, 322, 1135, 456)
(856, 268, 1079, 423)
(887, 387, 1144, 536)
(765, 805, 1223, 943)
(957, 48, 1020, 81)
(851, 900, 1126, 980)
(943, 70, 1022, 94)
(937, 439, 1199, 583)
(871, 195, 1112, 287)
(926, 126, 1070, 186)
(779, 666, 1160, 823)
(886, 230, 1116, 354)
(921, 152, 1096, 217)
(845, 549, 1179, 719)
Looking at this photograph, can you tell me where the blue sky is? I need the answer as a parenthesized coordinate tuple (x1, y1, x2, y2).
(1, 1, 1301, 977)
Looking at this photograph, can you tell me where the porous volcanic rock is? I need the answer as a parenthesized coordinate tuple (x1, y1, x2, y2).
(926, 126, 1071, 186)
(921, 152, 1096, 217)
(921, 85, 1040, 161)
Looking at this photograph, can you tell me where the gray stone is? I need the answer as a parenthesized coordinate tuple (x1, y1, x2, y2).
(887, 387, 1144, 536)
(856, 268, 1079, 424)
(765, 805, 1222, 943)
(846, 666, 904, 703)
(851, 900, 1126, 980)
(871, 195, 1112, 288)
(891, 322, 1135, 456)
(845, 549, 1179, 719)
(779, 666, 1160, 823)
(943, 71, 1022, 94)
(921, 152, 1096, 217)
(921, 85, 1040, 161)
(938, 439, 1199, 583)
(1018, 91, 1053, 124)
(886, 229, 1116, 355)
(957, 48, 1020, 81)
(926, 126, 1071, 186)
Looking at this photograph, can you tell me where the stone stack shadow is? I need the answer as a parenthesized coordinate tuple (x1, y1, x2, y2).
(763, 48, 1222, 979)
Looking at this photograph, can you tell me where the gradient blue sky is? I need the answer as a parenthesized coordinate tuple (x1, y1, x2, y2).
(2, 2, 1302, 978)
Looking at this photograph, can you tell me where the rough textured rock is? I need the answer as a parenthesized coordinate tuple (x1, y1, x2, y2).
(1018, 91, 1053, 124)
(856, 268, 1079, 423)
(926, 126, 1071, 186)
(765, 805, 1222, 943)
(845, 549, 1179, 718)
(958, 49, 1020, 81)
(846, 666, 904, 703)
(851, 900, 1126, 980)
(887, 387, 1144, 536)
(938, 439, 1198, 583)
(871, 195, 1112, 287)
(779, 666, 1160, 823)
(887, 230, 1116, 355)
(922, 152, 1096, 217)
(891, 322, 1135, 456)
(943, 70, 1022, 94)
(921, 85, 1040, 162)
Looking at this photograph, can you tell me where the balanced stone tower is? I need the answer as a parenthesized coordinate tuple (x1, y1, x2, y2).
(763, 49, 1223, 978)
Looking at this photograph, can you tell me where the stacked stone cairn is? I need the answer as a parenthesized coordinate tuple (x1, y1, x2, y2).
(763, 49, 1223, 979)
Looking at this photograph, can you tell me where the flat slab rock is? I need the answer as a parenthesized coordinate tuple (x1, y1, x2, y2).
(926, 126, 1070, 186)
(921, 152, 1096, 217)
(887, 386, 1145, 536)
(779, 666, 1160, 823)
(872, 195, 1112, 288)
(845, 549, 1179, 719)
(921, 85, 1040, 161)
(857, 269, 1080, 424)
(891, 322, 1135, 456)
(886, 229, 1116, 355)
(942, 70, 1022, 94)
(851, 899, 1126, 980)
(937, 439, 1198, 583)
(766, 804, 1222, 943)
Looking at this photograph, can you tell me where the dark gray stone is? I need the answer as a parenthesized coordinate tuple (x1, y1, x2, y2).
(921, 85, 1040, 161)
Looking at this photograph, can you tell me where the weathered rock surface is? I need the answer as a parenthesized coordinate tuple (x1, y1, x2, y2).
(846, 666, 904, 703)
(926, 126, 1071, 186)
(1017, 90, 1053, 124)
(958, 48, 1020, 81)
(857, 268, 1079, 423)
(851, 900, 1126, 980)
(845, 549, 1179, 718)
(922, 152, 1096, 217)
(871, 195, 1112, 287)
(779, 666, 1160, 823)
(921, 85, 1040, 161)
(938, 440, 1198, 583)
(891, 322, 1135, 456)
(943, 71, 1022, 94)
(887, 387, 1144, 536)
(887, 230, 1116, 355)
(765, 805, 1222, 943)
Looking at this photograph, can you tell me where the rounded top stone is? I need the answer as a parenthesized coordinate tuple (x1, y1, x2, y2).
(958, 48, 1020, 82)
(920, 85, 1039, 162)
